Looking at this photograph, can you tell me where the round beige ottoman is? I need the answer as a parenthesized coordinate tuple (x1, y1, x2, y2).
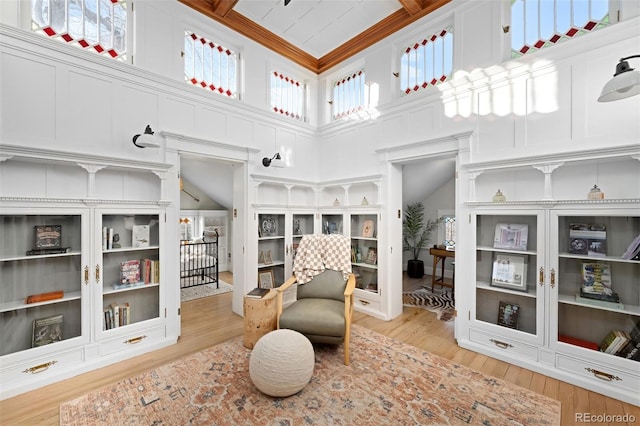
(249, 329, 314, 397)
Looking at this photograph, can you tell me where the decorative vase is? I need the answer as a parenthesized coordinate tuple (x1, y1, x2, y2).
(407, 259, 424, 278)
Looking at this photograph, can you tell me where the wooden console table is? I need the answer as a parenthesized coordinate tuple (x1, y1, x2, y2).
(243, 289, 277, 349)
(429, 248, 455, 295)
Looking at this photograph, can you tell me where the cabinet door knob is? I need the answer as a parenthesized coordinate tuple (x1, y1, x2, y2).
(84, 266, 89, 285)
(95, 264, 101, 284)
(550, 268, 556, 288)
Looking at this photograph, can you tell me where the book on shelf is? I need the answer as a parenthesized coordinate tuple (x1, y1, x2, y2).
(104, 303, 131, 330)
(132, 225, 150, 248)
(581, 262, 613, 296)
(622, 233, 640, 260)
(558, 334, 599, 351)
(119, 260, 141, 285)
(246, 287, 270, 299)
(497, 302, 519, 329)
(26, 247, 71, 256)
(600, 330, 631, 355)
(575, 293, 623, 310)
(25, 290, 64, 304)
(569, 223, 606, 257)
(102, 227, 114, 250)
(32, 314, 63, 347)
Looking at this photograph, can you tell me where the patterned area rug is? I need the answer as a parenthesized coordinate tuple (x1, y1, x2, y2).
(59, 325, 560, 425)
(403, 286, 455, 321)
(180, 280, 233, 302)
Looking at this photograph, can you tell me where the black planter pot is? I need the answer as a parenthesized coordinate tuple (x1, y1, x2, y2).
(407, 259, 424, 278)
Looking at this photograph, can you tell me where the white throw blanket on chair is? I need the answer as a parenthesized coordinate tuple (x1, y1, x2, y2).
(293, 234, 352, 284)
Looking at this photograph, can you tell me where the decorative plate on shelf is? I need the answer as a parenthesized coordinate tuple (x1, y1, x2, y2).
(261, 217, 277, 236)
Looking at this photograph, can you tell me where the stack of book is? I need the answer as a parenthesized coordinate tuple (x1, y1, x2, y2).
(600, 322, 640, 361)
(104, 302, 131, 330)
(140, 258, 160, 284)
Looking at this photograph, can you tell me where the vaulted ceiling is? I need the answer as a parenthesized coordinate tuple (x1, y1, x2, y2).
(179, 0, 451, 74)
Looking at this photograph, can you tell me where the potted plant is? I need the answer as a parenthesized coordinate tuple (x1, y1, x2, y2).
(403, 202, 441, 278)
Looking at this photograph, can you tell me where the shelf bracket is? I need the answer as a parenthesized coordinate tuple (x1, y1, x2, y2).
(531, 163, 563, 200)
(77, 163, 107, 198)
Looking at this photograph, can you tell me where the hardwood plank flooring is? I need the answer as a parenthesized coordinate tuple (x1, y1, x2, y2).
(1, 271, 639, 425)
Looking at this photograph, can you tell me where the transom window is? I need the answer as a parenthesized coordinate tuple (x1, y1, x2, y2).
(399, 27, 453, 95)
(332, 70, 366, 120)
(31, 0, 127, 60)
(184, 31, 238, 98)
(511, 0, 610, 58)
(270, 71, 305, 121)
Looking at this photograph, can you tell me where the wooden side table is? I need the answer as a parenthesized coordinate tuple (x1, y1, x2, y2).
(429, 247, 455, 295)
(243, 289, 278, 349)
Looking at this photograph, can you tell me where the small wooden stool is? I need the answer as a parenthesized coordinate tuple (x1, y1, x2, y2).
(243, 289, 277, 349)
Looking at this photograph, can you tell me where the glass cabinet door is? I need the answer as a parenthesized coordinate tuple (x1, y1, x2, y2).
(0, 213, 86, 356)
(553, 212, 640, 360)
(474, 212, 543, 340)
(350, 213, 378, 294)
(258, 213, 286, 287)
(291, 213, 314, 270)
(99, 213, 160, 332)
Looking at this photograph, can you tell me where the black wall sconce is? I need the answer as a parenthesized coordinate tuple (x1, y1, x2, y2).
(262, 153, 281, 167)
(132, 125, 160, 148)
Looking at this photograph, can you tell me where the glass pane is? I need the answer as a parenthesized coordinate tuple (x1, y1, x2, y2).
(68, 0, 83, 39)
(51, 0, 67, 34)
(0, 215, 83, 356)
(31, 0, 50, 28)
(524, 0, 539, 46)
(112, 2, 126, 53)
(85, 0, 98, 44)
(539, 0, 555, 40)
(98, 0, 112, 50)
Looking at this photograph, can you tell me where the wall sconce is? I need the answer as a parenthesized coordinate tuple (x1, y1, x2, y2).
(132, 125, 160, 148)
(598, 55, 640, 102)
(262, 153, 281, 167)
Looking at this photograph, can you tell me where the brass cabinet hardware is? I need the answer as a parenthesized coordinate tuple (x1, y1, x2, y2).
(550, 268, 556, 288)
(124, 335, 147, 344)
(539, 267, 544, 286)
(23, 360, 58, 374)
(84, 266, 89, 285)
(95, 264, 100, 284)
(490, 339, 513, 349)
(585, 367, 621, 382)
(358, 300, 370, 305)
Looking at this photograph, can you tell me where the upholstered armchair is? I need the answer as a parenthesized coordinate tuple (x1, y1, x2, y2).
(276, 270, 356, 365)
(274, 233, 355, 365)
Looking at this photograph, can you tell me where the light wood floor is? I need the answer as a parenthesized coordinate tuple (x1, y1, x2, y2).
(1, 271, 639, 425)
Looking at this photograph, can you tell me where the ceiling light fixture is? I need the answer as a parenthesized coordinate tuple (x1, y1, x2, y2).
(132, 125, 160, 148)
(598, 55, 640, 102)
(262, 153, 281, 167)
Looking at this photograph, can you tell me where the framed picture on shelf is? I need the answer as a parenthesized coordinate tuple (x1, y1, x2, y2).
(325, 221, 339, 234)
(258, 270, 275, 289)
(263, 250, 273, 264)
(493, 223, 528, 251)
(361, 220, 374, 238)
(491, 253, 527, 291)
(364, 247, 377, 265)
(34, 225, 62, 249)
(497, 302, 519, 329)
